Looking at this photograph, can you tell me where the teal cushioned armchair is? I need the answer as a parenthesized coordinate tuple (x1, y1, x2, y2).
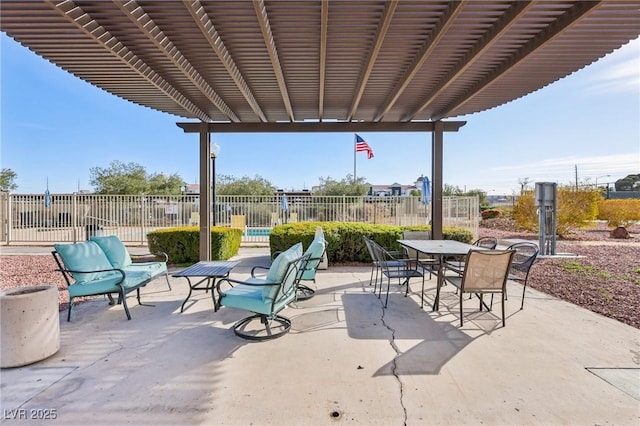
(215, 243, 310, 340)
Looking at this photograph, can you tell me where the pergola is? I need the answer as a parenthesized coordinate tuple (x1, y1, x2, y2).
(2, 1, 639, 260)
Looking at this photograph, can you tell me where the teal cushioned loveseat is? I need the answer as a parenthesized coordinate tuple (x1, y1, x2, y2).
(52, 236, 170, 321)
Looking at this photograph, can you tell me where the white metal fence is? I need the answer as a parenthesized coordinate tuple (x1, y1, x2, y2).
(0, 193, 478, 245)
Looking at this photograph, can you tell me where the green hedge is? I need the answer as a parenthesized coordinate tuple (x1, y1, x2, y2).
(147, 226, 242, 264)
(269, 222, 473, 264)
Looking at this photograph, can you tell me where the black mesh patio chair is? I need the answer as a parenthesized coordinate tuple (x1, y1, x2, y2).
(505, 242, 539, 309)
(363, 237, 406, 293)
(444, 236, 499, 275)
(401, 231, 438, 279)
(368, 238, 426, 308)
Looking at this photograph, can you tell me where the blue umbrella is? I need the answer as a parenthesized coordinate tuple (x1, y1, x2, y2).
(44, 188, 52, 208)
(281, 194, 289, 224)
(420, 176, 431, 204)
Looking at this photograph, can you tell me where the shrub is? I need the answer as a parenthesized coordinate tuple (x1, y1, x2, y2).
(513, 191, 537, 232)
(147, 226, 242, 264)
(481, 209, 501, 219)
(513, 187, 600, 236)
(597, 199, 640, 227)
(270, 222, 473, 264)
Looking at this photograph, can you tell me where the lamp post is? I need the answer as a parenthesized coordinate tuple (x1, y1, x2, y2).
(179, 185, 186, 225)
(595, 174, 610, 187)
(210, 141, 221, 227)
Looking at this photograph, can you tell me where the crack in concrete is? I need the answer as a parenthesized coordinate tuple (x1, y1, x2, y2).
(378, 297, 408, 426)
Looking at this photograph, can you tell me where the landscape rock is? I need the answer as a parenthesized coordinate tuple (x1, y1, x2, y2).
(610, 226, 631, 239)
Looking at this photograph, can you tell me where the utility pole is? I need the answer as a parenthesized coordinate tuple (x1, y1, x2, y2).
(574, 164, 578, 189)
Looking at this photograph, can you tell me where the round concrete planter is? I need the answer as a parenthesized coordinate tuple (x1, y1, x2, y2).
(0, 285, 60, 368)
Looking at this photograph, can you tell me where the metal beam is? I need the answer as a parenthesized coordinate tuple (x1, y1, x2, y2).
(177, 121, 466, 133)
(373, 1, 465, 122)
(117, 0, 240, 122)
(185, 0, 267, 122)
(318, 0, 328, 121)
(431, 0, 601, 120)
(253, 0, 295, 122)
(404, 1, 534, 121)
(347, 0, 398, 121)
(45, 0, 211, 122)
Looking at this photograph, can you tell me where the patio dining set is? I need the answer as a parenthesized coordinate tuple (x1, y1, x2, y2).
(365, 233, 539, 327)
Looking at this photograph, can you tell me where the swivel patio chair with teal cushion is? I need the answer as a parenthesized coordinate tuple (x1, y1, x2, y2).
(295, 228, 327, 300)
(269, 228, 327, 301)
(215, 243, 311, 340)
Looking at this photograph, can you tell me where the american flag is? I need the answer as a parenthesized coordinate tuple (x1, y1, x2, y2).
(355, 134, 374, 159)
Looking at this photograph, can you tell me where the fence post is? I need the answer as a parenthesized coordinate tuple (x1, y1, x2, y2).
(6, 193, 12, 244)
(140, 195, 146, 246)
(72, 193, 78, 243)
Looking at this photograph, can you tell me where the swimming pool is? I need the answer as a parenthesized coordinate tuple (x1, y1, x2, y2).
(245, 228, 271, 237)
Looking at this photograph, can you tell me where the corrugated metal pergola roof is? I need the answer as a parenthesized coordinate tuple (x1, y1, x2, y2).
(3, 0, 639, 259)
(2, 1, 639, 124)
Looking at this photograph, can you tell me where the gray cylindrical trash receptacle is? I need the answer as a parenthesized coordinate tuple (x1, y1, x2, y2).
(0, 285, 60, 368)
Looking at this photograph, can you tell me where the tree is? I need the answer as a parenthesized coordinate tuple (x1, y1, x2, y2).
(443, 184, 464, 196)
(442, 184, 488, 206)
(518, 177, 532, 194)
(466, 189, 489, 207)
(148, 172, 185, 195)
(90, 160, 185, 194)
(314, 174, 369, 196)
(615, 174, 640, 191)
(0, 168, 18, 192)
(216, 174, 275, 195)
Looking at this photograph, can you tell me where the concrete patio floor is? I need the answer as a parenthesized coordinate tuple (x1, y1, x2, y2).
(1, 247, 638, 425)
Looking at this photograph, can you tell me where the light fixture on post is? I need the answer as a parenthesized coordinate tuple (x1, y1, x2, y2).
(210, 141, 221, 227)
(595, 174, 610, 187)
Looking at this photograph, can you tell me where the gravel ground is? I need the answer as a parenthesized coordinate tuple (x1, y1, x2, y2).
(1, 221, 638, 328)
(478, 219, 640, 329)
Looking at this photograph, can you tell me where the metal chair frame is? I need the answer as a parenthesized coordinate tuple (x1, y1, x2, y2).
(505, 242, 539, 309)
(368, 238, 426, 308)
(441, 249, 515, 327)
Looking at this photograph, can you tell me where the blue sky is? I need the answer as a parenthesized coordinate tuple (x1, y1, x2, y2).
(2, 32, 638, 195)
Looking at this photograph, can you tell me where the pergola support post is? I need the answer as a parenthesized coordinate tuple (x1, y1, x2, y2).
(431, 121, 444, 240)
(199, 123, 212, 261)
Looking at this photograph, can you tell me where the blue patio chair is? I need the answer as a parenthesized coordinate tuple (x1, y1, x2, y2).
(295, 228, 327, 300)
(215, 243, 311, 340)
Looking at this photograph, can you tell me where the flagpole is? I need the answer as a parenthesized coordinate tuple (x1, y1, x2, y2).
(353, 134, 356, 183)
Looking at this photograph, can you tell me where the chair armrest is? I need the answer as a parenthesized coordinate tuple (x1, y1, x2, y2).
(214, 277, 279, 311)
(56, 267, 125, 284)
(250, 265, 270, 277)
(131, 251, 168, 263)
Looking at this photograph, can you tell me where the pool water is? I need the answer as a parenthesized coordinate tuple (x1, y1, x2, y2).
(245, 228, 271, 237)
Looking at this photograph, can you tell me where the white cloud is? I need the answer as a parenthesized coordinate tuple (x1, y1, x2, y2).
(585, 37, 640, 94)
(486, 153, 639, 192)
